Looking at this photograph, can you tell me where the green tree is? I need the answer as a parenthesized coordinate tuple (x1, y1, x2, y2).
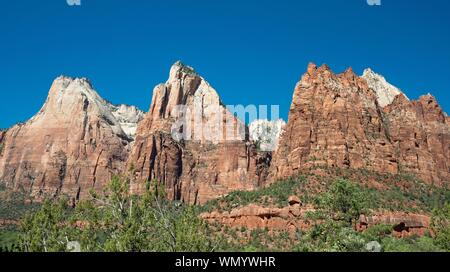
(318, 179, 368, 226)
(430, 203, 450, 251)
(18, 176, 215, 252)
(18, 200, 71, 252)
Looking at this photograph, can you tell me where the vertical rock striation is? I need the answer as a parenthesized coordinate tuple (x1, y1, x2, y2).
(127, 62, 270, 204)
(270, 63, 449, 185)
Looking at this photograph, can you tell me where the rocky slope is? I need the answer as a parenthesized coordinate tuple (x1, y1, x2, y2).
(0, 77, 143, 202)
(127, 62, 270, 204)
(270, 63, 449, 185)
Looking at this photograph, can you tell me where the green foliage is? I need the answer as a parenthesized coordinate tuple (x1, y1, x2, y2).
(201, 176, 307, 212)
(360, 224, 393, 242)
(294, 220, 366, 252)
(0, 184, 40, 222)
(312, 166, 450, 213)
(317, 179, 369, 225)
(0, 231, 20, 252)
(19, 200, 71, 252)
(296, 180, 369, 253)
(430, 204, 450, 251)
(8, 169, 450, 252)
(18, 177, 215, 252)
(293, 178, 448, 252)
(381, 235, 445, 252)
(201, 173, 450, 252)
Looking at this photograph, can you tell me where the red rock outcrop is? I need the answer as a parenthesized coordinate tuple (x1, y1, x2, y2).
(270, 63, 449, 185)
(0, 77, 140, 202)
(127, 62, 270, 204)
(384, 94, 450, 185)
(201, 203, 315, 232)
(358, 212, 431, 237)
(202, 203, 431, 237)
(270, 64, 398, 181)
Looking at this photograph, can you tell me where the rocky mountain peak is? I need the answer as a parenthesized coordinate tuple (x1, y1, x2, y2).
(0, 76, 140, 201)
(38, 76, 144, 140)
(168, 61, 198, 81)
(271, 63, 450, 186)
(144, 61, 242, 143)
(416, 94, 447, 123)
(300, 63, 335, 88)
(127, 62, 269, 204)
(362, 68, 407, 107)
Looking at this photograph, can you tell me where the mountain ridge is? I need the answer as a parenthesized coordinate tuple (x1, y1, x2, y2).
(0, 61, 448, 204)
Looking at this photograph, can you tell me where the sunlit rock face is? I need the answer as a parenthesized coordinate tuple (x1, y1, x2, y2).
(1, 62, 448, 205)
(0, 76, 141, 202)
(362, 68, 407, 108)
(270, 63, 450, 186)
(127, 62, 271, 204)
(109, 104, 145, 140)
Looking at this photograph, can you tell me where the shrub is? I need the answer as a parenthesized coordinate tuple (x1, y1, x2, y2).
(317, 179, 369, 226)
(431, 204, 450, 251)
(18, 177, 215, 252)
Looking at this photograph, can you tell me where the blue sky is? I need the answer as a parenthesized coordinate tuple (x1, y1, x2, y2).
(1, 0, 449, 128)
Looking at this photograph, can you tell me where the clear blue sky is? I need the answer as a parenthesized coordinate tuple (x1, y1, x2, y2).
(1, 0, 449, 128)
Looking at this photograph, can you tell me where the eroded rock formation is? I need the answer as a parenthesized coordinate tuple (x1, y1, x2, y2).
(362, 68, 407, 107)
(0, 77, 143, 202)
(270, 63, 449, 185)
(0, 62, 448, 205)
(384, 94, 450, 185)
(201, 203, 431, 237)
(127, 62, 270, 204)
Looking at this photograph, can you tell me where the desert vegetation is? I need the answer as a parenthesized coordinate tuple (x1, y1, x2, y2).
(0, 169, 449, 252)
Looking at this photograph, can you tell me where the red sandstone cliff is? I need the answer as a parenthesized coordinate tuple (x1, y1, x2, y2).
(0, 62, 448, 204)
(0, 77, 143, 202)
(127, 62, 270, 204)
(270, 63, 449, 185)
(383, 94, 450, 185)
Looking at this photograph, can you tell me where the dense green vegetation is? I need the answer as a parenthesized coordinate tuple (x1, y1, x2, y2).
(201, 167, 450, 214)
(1, 168, 449, 252)
(0, 184, 40, 222)
(0, 184, 40, 251)
(16, 177, 214, 252)
(204, 178, 449, 252)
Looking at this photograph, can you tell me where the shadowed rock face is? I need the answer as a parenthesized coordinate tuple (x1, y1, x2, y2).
(127, 62, 270, 204)
(0, 77, 142, 202)
(270, 63, 449, 185)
